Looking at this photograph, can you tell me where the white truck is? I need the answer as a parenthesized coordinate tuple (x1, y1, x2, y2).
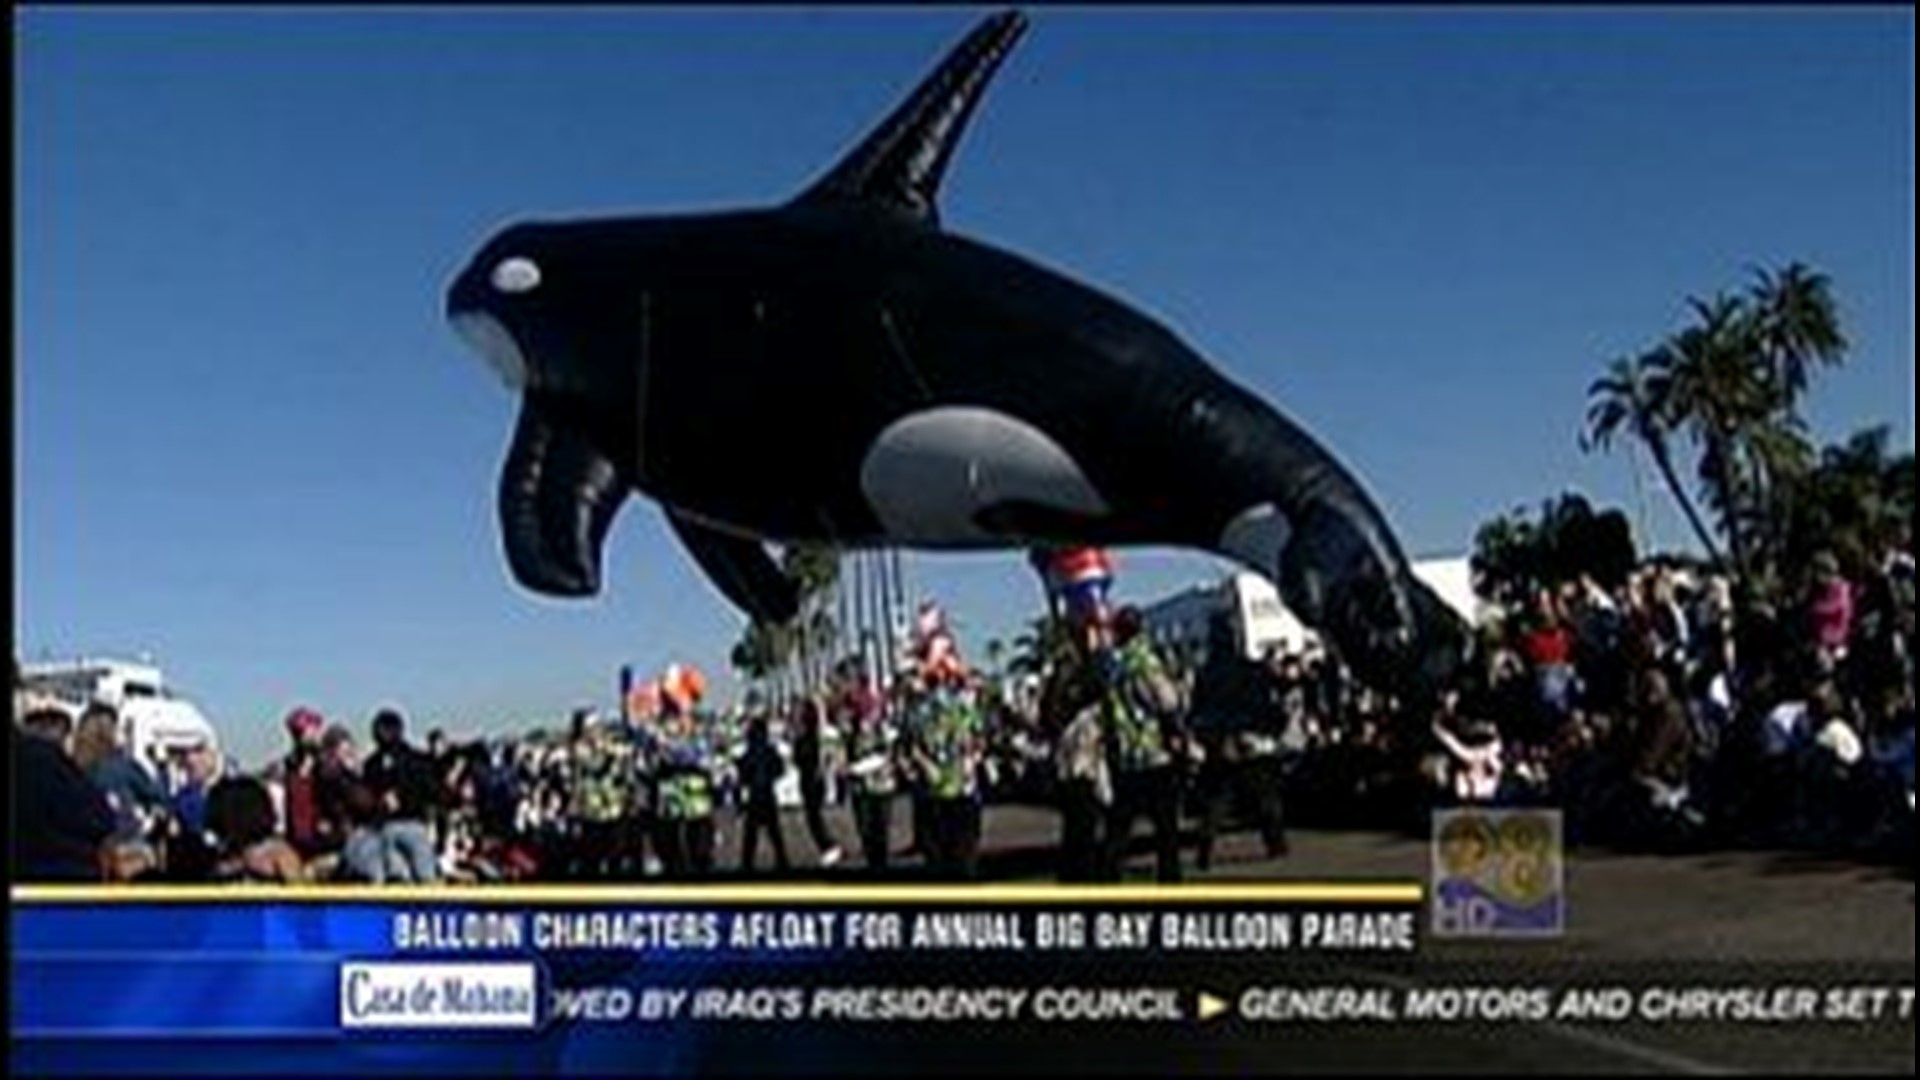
(17, 657, 223, 777)
(1142, 556, 1486, 669)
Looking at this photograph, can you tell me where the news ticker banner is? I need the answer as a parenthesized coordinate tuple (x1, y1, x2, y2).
(11, 879, 1915, 1077)
(13, 881, 1429, 1075)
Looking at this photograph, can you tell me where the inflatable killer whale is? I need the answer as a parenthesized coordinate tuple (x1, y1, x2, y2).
(447, 10, 1466, 699)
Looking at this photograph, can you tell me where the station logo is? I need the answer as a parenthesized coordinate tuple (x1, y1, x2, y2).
(1430, 809, 1565, 939)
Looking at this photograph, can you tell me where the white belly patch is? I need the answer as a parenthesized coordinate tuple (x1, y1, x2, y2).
(858, 406, 1110, 545)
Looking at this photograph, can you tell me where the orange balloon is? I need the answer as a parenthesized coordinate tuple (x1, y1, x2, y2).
(661, 663, 708, 709)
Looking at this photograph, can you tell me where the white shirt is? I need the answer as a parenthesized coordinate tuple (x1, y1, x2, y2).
(1708, 674, 1735, 716)
(266, 779, 287, 835)
(1764, 702, 1811, 758)
(1433, 723, 1504, 803)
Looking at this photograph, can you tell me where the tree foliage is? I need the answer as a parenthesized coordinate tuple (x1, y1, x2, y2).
(1576, 261, 1879, 601)
(1472, 494, 1638, 610)
(727, 543, 843, 704)
(1768, 425, 1912, 589)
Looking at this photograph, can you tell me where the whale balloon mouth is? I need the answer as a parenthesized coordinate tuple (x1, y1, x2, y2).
(451, 310, 531, 391)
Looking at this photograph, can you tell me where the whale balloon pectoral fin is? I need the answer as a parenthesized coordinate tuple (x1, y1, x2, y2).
(664, 510, 802, 625)
(499, 396, 629, 598)
(792, 9, 1029, 225)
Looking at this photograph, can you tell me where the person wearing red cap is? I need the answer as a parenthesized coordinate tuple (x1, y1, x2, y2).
(280, 707, 327, 860)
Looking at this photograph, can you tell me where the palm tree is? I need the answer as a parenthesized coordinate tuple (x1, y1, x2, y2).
(1470, 511, 1539, 609)
(730, 619, 793, 706)
(1741, 414, 1816, 575)
(1582, 351, 1724, 566)
(1748, 262, 1847, 411)
(785, 543, 842, 602)
(1740, 263, 1845, 576)
(1768, 426, 1906, 587)
(1659, 293, 1774, 575)
(1583, 263, 1855, 597)
(1008, 617, 1076, 679)
(1886, 450, 1915, 530)
(781, 543, 842, 697)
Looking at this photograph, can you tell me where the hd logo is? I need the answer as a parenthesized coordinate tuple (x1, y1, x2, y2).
(1431, 809, 1565, 939)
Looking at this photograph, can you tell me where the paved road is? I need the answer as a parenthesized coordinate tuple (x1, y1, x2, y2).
(710, 800, 1914, 1074)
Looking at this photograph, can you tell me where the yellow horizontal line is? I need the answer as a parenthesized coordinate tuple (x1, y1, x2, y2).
(12, 883, 1424, 906)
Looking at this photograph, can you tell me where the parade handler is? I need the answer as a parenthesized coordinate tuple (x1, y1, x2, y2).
(650, 665, 718, 878)
(1051, 657, 1113, 884)
(1190, 614, 1291, 872)
(736, 712, 791, 873)
(905, 640, 988, 881)
(838, 663, 900, 874)
(1084, 606, 1190, 884)
(568, 711, 631, 880)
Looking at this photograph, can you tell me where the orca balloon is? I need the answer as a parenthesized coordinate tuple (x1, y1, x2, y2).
(446, 10, 1467, 700)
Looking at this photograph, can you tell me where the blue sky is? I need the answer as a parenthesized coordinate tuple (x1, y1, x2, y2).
(17, 7, 1913, 767)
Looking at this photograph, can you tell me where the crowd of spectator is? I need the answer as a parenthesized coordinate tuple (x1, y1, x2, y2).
(1220, 544, 1916, 863)
(13, 538, 1912, 886)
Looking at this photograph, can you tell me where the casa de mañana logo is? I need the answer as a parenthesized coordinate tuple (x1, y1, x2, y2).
(1431, 809, 1566, 939)
(340, 962, 541, 1030)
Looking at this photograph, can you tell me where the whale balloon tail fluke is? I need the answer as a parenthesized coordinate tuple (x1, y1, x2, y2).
(1270, 498, 1471, 712)
(794, 9, 1029, 224)
(1396, 576, 1473, 709)
(498, 396, 628, 598)
(1195, 390, 1471, 710)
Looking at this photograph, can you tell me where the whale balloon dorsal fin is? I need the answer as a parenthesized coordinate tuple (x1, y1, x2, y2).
(794, 9, 1029, 226)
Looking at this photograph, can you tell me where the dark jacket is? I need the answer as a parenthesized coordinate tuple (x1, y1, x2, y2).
(792, 720, 824, 780)
(362, 741, 438, 824)
(1188, 646, 1267, 737)
(314, 759, 364, 840)
(740, 737, 785, 801)
(14, 730, 115, 882)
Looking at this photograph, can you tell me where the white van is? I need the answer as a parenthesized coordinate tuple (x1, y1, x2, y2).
(1227, 571, 1319, 660)
(18, 658, 222, 778)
